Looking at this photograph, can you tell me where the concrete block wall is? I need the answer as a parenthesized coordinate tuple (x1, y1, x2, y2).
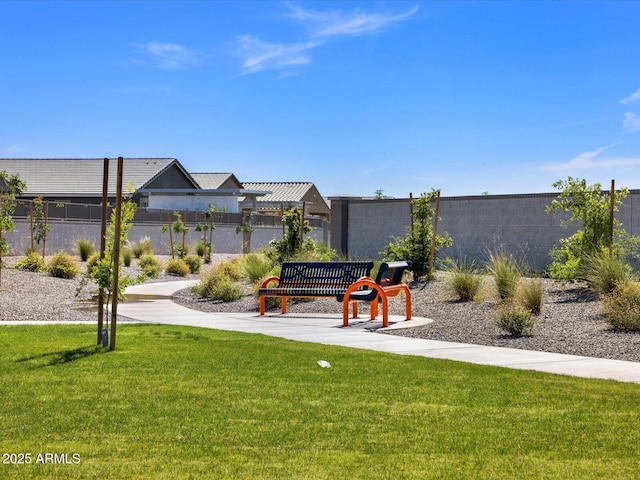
(331, 191, 640, 272)
(4, 221, 325, 257)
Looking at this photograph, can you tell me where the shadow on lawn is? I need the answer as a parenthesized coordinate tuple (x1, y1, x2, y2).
(16, 345, 106, 367)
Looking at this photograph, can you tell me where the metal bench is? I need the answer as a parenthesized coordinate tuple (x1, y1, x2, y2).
(258, 261, 374, 316)
(337, 261, 412, 328)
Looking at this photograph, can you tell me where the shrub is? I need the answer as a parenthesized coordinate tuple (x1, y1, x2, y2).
(486, 249, 522, 300)
(241, 253, 275, 283)
(47, 251, 80, 279)
(495, 303, 535, 336)
(252, 264, 282, 309)
(603, 282, 640, 331)
(515, 277, 543, 315)
(74, 237, 95, 262)
(14, 252, 45, 272)
(86, 252, 100, 274)
(443, 257, 483, 301)
(139, 254, 161, 278)
(193, 266, 243, 302)
(165, 258, 190, 277)
(215, 258, 244, 282)
(577, 251, 635, 296)
(184, 255, 202, 274)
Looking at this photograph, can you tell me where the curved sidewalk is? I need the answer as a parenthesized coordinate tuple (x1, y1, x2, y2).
(118, 281, 640, 384)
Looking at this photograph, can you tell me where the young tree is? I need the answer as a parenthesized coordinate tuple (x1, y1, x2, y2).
(161, 211, 189, 258)
(30, 197, 50, 257)
(195, 204, 226, 263)
(0, 171, 26, 286)
(382, 190, 452, 282)
(266, 206, 311, 262)
(545, 177, 640, 279)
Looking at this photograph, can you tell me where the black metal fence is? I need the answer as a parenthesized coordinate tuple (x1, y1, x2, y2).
(12, 200, 324, 229)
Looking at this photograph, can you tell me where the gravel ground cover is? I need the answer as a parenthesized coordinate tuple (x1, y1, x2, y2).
(2, 254, 640, 363)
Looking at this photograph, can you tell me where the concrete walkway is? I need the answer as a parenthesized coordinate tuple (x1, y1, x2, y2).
(115, 280, 640, 385)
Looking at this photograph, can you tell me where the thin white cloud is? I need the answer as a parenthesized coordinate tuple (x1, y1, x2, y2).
(288, 4, 419, 38)
(623, 112, 640, 132)
(540, 141, 640, 171)
(620, 88, 640, 105)
(137, 42, 201, 69)
(234, 35, 321, 74)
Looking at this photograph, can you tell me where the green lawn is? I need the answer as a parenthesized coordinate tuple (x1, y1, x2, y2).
(1, 324, 640, 479)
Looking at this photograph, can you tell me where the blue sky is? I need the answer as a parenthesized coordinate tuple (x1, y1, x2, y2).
(2, 1, 640, 198)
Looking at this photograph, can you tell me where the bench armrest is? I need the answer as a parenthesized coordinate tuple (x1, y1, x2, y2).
(260, 276, 281, 288)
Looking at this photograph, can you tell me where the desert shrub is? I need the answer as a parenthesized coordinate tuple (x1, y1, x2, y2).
(515, 277, 543, 315)
(603, 282, 640, 331)
(86, 252, 100, 274)
(495, 303, 535, 336)
(138, 254, 161, 278)
(74, 237, 95, 262)
(194, 239, 206, 257)
(241, 253, 275, 283)
(442, 257, 483, 301)
(486, 249, 522, 300)
(165, 258, 190, 277)
(121, 247, 133, 267)
(47, 251, 80, 279)
(193, 266, 243, 302)
(14, 252, 45, 272)
(183, 255, 202, 274)
(215, 258, 244, 282)
(577, 251, 635, 296)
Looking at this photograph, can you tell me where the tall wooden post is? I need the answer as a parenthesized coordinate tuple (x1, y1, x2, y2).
(428, 190, 441, 279)
(109, 157, 124, 351)
(609, 179, 615, 260)
(97, 158, 109, 345)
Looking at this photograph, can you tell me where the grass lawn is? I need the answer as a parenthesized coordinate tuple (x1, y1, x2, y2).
(1, 324, 640, 479)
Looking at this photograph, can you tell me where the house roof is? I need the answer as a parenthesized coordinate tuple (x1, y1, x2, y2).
(0, 158, 199, 197)
(240, 181, 330, 217)
(190, 173, 243, 190)
(240, 182, 316, 204)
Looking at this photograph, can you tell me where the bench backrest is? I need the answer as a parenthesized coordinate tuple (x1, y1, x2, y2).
(375, 261, 410, 287)
(279, 261, 373, 288)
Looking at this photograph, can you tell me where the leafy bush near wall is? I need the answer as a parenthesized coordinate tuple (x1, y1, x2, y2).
(47, 251, 80, 279)
(382, 191, 452, 282)
(139, 254, 162, 279)
(14, 252, 45, 272)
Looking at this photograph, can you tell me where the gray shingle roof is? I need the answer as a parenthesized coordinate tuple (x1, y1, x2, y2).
(240, 182, 314, 203)
(0, 158, 197, 197)
(190, 173, 242, 190)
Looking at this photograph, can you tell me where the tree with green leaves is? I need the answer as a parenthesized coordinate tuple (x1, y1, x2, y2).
(30, 196, 50, 257)
(161, 211, 189, 258)
(545, 177, 640, 279)
(0, 171, 26, 287)
(381, 190, 452, 282)
(195, 204, 226, 263)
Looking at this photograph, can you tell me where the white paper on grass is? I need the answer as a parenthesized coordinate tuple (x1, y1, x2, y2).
(317, 360, 331, 368)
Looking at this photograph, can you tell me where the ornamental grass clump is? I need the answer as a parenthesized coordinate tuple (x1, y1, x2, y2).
(603, 282, 640, 331)
(442, 257, 483, 301)
(241, 252, 275, 283)
(14, 252, 45, 272)
(47, 251, 80, 279)
(74, 237, 95, 262)
(486, 249, 523, 300)
(578, 251, 635, 296)
(495, 303, 535, 336)
(515, 277, 543, 315)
